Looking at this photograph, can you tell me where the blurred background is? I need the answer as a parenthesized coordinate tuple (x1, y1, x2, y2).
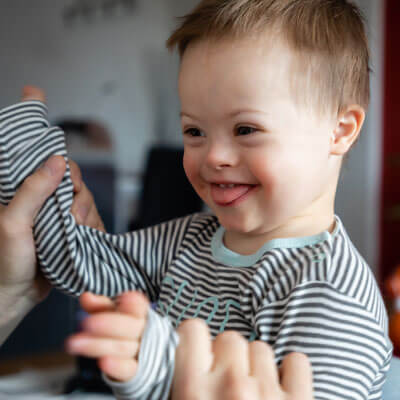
(0, 0, 399, 397)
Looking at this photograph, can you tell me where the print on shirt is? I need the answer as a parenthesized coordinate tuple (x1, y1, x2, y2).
(157, 275, 258, 341)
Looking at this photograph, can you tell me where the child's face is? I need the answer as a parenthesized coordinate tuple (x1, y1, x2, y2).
(178, 36, 339, 237)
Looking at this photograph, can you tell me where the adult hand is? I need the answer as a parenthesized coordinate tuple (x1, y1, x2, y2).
(172, 319, 314, 400)
(0, 86, 105, 341)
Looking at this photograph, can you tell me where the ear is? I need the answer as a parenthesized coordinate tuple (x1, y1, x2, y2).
(330, 105, 365, 155)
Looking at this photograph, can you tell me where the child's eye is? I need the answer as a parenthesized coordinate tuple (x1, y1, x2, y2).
(236, 126, 257, 136)
(183, 128, 204, 137)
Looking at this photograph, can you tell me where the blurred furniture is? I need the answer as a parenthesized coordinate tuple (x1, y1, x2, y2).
(129, 145, 203, 230)
(0, 359, 113, 399)
(0, 290, 77, 359)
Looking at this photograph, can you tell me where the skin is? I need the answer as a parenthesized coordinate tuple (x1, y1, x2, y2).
(173, 319, 314, 400)
(179, 35, 365, 255)
(66, 291, 149, 381)
(66, 33, 365, 394)
(0, 86, 105, 344)
(0, 85, 314, 398)
(70, 292, 314, 399)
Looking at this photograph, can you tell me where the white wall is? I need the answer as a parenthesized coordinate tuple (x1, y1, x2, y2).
(335, 0, 384, 272)
(0, 0, 384, 268)
(0, 0, 185, 172)
(0, 0, 195, 231)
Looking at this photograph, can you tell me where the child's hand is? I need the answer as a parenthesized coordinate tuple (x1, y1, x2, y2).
(173, 320, 314, 400)
(65, 291, 149, 382)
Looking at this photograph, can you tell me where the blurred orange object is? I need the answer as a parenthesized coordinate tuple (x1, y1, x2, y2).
(385, 265, 400, 355)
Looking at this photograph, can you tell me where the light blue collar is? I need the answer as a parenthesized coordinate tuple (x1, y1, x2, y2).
(211, 215, 341, 267)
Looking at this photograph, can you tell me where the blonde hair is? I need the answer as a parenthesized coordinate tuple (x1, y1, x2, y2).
(166, 0, 370, 117)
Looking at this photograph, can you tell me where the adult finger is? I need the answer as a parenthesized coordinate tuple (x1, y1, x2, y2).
(80, 292, 115, 313)
(84, 198, 106, 232)
(81, 312, 145, 340)
(248, 341, 280, 396)
(280, 352, 314, 398)
(98, 356, 137, 382)
(65, 332, 139, 359)
(21, 85, 46, 102)
(174, 319, 213, 384)
(211, 330, 249, 376)
(5, 156, 65, 227)
(70, 182, 105, 232)
(69, 159, 82, 193)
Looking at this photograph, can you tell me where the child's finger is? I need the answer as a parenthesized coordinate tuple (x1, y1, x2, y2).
(82, 312, 146, 340)
(80, 292, 115, 313)
(175, 319, 213, 380)
(248, 341, 280, 397)
(98, 356, 138, 382)
(280, 352, 313, 398)
(21, 85, 46, 102)
(65, 332, 139, 359)
(116, 291, 150, 319)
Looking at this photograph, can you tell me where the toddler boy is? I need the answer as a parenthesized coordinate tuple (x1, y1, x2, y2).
(1, 0, 392, 399)
(67, 1, 392, 399)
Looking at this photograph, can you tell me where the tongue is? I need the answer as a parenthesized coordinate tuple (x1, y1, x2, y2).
(211, 184, 253, 205)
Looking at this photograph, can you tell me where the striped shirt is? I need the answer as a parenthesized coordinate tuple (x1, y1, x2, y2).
(0, 101, 393, 400)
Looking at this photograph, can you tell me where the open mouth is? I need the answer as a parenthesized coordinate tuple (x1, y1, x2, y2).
(210, 183, 258, 206)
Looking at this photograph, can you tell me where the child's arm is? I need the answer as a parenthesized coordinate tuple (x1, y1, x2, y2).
(253, 282, 393, 400)
(0, 91, 193, 301)
(66, 291, 179, 400)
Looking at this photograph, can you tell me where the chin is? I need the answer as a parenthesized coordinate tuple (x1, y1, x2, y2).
(216, 212, 256, 233)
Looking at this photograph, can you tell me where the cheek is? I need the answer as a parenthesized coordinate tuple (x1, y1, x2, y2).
(248, 150, 282, 190)
(183, 151, 199, 185)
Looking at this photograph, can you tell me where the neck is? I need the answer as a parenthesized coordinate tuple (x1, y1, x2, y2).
(223, 176, 339, 255)
(223, 211, 336, 256)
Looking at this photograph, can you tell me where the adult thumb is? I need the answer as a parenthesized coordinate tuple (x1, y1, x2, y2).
(5, 156, 66, 226)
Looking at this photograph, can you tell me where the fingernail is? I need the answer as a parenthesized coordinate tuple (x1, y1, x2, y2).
(43, 157, 59, 176)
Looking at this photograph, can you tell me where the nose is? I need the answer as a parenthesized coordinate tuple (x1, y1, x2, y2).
(205, 139, 239, 170)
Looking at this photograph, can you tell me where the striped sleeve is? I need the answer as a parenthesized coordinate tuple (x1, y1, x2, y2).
(0, 100, 192, 299)
(103, 308, 179, 400)
(254, 282, 392, 400)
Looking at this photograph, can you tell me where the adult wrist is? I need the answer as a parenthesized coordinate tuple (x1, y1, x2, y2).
(0, 285, 39, 346)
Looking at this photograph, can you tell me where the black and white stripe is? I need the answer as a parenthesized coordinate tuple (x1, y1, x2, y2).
(0, 101, 392, 400)
(0, 101, 189, 299)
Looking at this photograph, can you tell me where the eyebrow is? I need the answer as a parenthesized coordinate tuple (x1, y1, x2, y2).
(180, 109, 268, 119)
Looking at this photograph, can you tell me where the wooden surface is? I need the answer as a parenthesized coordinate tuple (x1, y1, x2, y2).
(0, 351, 75, 376)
